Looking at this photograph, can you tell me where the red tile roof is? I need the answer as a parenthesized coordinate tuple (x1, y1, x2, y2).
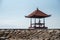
(25, 8, 51, 18)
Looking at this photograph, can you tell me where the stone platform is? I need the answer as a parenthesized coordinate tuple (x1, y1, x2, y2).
(0, 29, 60, 40)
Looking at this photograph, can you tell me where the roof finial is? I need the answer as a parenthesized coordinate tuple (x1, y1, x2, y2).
(37, 8, 39, 11)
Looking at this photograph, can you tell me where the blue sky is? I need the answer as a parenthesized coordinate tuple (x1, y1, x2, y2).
(0, 0, 60, 29)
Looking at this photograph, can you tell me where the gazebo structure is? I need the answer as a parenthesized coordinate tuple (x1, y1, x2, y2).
(25, 8, 51, 29)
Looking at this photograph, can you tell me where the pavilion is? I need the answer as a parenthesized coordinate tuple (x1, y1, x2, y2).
(25, 8, 51, 29)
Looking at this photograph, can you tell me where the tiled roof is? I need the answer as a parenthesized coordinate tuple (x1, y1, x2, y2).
(25, 8, 51, 18)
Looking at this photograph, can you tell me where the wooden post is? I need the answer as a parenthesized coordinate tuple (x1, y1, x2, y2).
(39, 18, 40, 27)
(43, 18, 45, 27)
(30, 18, 32, 27)
(34, 18, 36, 27)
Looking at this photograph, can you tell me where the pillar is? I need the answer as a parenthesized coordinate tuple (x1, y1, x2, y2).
(30, 18, 32, 27)
(34, 18, 36, 27)
(39, 18, 40, 27)
(43, 18, 45, 27)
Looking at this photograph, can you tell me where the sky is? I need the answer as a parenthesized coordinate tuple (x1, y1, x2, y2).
(0, 0, 60, 29)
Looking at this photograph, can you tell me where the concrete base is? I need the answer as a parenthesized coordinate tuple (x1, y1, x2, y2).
(34, 27, 48, 29)
(29, 27, 48, 29)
